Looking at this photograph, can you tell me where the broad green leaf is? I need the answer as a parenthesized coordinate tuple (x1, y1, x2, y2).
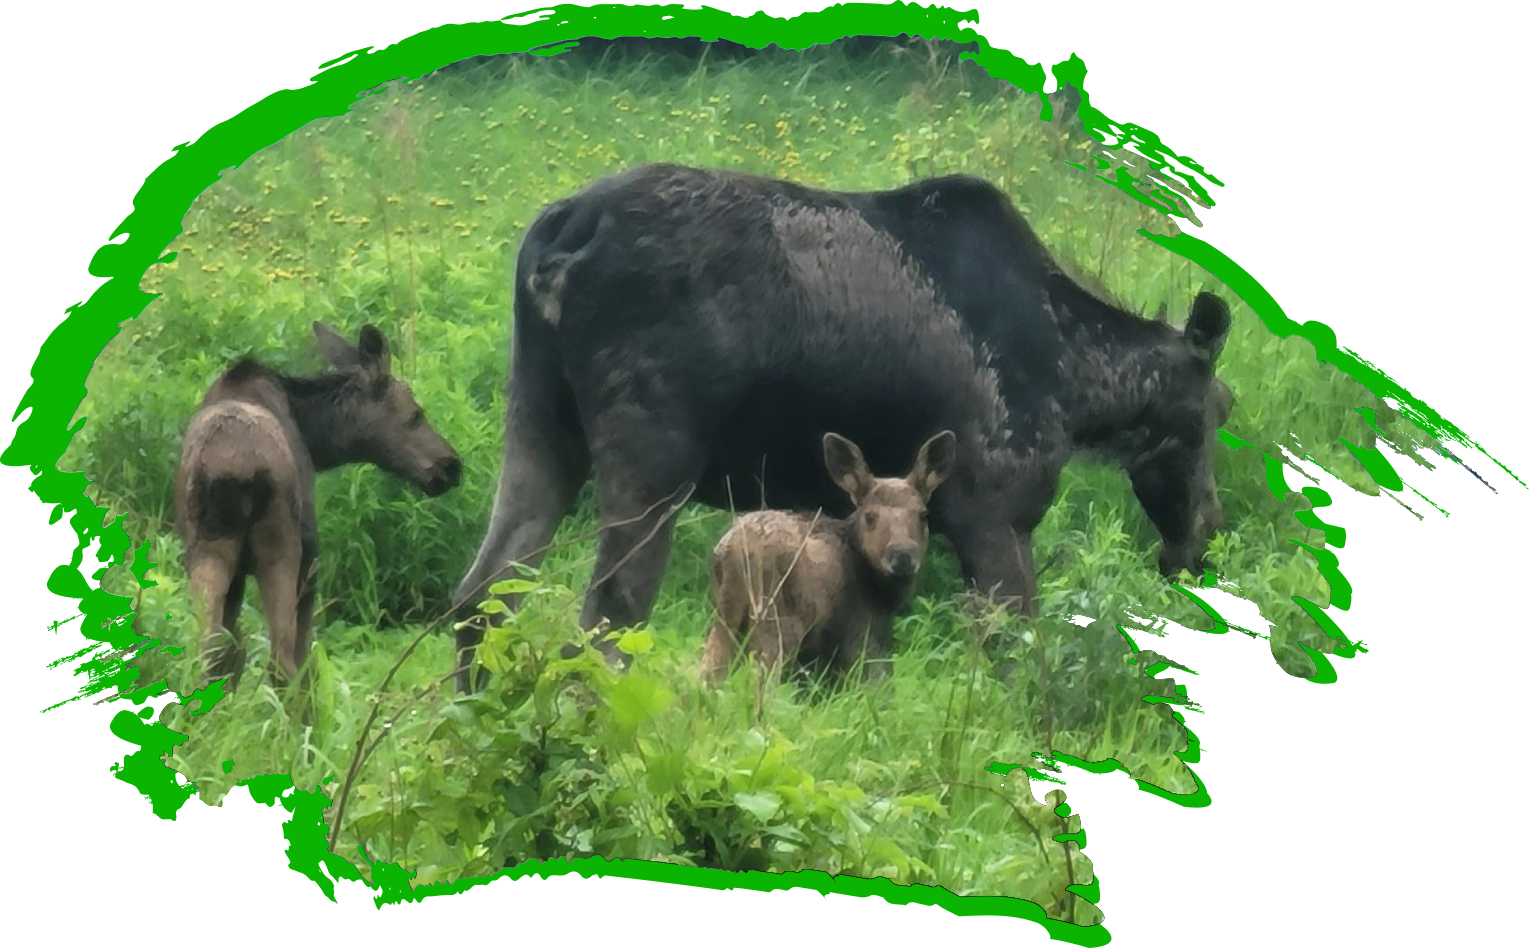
(607, 673, 674, 731)
(644, 748, 687, 797)
(489, 578, 541, 596)
(617, 628, 654, 656)
(733, 790, 782, 823)
(501, 781, 540, 817)
(762, 822, 808, 843)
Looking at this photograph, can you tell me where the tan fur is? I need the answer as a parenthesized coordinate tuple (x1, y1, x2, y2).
(700, 430, 955, 687)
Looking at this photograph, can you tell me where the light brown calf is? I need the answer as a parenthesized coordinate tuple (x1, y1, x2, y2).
(700, 430, 956, 686)
(174, 323, 461, 688)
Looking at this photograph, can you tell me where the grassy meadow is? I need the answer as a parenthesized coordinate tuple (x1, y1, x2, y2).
(68, 39, 1431, 922)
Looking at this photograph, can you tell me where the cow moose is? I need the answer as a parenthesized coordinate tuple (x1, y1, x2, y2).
(700, 430, 957, 688)
(175, 322, 462, 688)
(452, 163, 1235, 692)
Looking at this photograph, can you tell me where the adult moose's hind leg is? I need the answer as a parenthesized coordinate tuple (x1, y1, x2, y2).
(452, 368, 589, 693)
(575, 412, 705, 667)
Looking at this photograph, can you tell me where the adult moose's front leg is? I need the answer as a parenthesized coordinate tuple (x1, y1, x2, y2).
(575, 418, 703, 668)
(946, 516, 1038, 617)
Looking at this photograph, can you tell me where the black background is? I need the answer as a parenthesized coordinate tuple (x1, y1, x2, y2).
(20, 5, 1504, 941)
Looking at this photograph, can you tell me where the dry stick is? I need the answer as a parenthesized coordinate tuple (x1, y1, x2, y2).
(749, 509, 823, 725)
(327, 482, 698, 851)
(759, 509, 821, 678)
(583, 482, 696, 595)
(717, 459, 820, 715)
(738, 503, 821, 678)
(717, 475, 768, 725)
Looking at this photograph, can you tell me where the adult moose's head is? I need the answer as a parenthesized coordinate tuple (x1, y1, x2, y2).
(1051, 284, 1235, 579)
(824, 167, 1240, 591)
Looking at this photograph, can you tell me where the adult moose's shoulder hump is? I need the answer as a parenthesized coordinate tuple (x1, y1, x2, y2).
(452, 163, 1235, 692)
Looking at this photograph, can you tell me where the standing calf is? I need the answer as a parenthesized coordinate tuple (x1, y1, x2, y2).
(700, 430, 956, 686)
(174, 323, 462, 687)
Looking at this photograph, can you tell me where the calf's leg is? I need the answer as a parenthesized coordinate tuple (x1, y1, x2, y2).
(188, 538, 244, 687)
(293, 546, 318, 673)
(700, 555, 751, 686)
(251, 516, 305, 687)
(219, 564, 249, 688)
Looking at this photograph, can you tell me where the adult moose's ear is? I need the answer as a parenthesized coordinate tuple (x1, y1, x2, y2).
(823, 432, 874, 504)
(356, 324, 393, 378)
(1210, 377, 1236, 429)
(909, 429, 957, 500)
(1184, 292, 1232, 364)
(313, 321, 360, 368)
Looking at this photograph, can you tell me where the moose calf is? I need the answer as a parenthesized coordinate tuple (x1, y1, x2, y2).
(699, 430, 956, 686)
(174, 322, 461, 687)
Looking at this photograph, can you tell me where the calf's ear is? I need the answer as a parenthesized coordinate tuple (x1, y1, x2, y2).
(823, 432, 874, 504)
(356, 324, 393, 378)
(314, 321, 359, 368)
(910, 429, 958, 499)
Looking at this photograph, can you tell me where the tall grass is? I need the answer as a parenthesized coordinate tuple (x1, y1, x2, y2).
(68, 41, 1432, 920)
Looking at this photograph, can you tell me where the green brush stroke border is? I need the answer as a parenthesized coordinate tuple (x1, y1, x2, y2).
(5, 3, 1516, 944)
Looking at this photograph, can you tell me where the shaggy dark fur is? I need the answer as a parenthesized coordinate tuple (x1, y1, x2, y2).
(452, 164, 1234, 691)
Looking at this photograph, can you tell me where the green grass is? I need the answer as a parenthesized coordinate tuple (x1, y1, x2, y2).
(69, 42, 1436, 923)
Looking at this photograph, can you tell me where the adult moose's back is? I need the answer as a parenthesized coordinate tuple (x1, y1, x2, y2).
(451, 164, 1234, 691)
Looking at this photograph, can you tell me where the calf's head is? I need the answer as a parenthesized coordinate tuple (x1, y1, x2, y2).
(823, 430, 958, 581)
(312, 322, 462, 496)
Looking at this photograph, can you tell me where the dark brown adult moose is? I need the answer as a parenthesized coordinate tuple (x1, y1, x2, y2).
(452, 163, 1235, 691)
(700, 430, 956, 687)
(175, 323, 462, 687)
